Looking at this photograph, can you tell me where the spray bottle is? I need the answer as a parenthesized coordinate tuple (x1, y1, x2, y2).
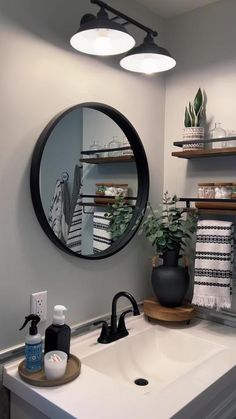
(19, 314, 42, 372)
(44, 305, 71, 357)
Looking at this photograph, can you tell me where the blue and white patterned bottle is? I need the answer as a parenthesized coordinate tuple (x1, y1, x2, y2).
(19, 314, 43, 372)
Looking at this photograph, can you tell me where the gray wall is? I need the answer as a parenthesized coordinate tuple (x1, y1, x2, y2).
(0, 1, 165, 410)
(2, 0, 236, 417)
(164, 0, 236, 197)
(164, 0, 236, 309)
(0, 0, 165, 352)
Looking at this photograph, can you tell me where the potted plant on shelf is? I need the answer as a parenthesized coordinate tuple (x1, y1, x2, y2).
(183, 88, 205, 150)
(141, 192, 197, 307)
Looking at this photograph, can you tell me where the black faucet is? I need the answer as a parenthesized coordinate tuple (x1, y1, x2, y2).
(94, 291, 140, 344)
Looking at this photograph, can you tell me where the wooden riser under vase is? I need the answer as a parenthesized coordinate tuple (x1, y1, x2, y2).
(143, 297, 197, 324)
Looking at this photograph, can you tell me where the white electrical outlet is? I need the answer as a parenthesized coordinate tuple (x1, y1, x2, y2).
(31, 290, 47, 322)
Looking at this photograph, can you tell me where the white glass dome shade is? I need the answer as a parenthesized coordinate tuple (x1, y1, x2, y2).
(70, 10, 135, 56)
(120, 34, 176, 74)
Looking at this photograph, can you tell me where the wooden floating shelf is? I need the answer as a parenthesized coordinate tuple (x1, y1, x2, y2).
(172, 147, 236, 159)
(179, 198, 236, 214)
(143, 297, 196, 323)
(195, 201, 236, 210)
(197, 208, 236, 215)
(196, 202, 236, 214)
(80, 156, 135, 164)
(179, 198, 236, 203)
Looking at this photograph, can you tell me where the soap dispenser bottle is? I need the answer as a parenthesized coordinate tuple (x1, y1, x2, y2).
(44, 305, 71, 357)
(19, 314, 42, 372)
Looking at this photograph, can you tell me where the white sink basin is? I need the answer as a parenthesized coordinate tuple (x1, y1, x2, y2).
(81, 323, 225, 395)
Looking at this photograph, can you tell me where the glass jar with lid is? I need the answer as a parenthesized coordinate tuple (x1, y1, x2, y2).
(226, 130, 236, 147)
(198, 183, 215, 199)
(209, 123, 226, 149)
(214, 183, 232, 199)
(198, 184, 205, 199)
(232, 183, 236, 199)
(122, 136, 133, 156)
(108, 136, 121, 157)
(101, 143, 109, 158)
(89, 140, 101, 157)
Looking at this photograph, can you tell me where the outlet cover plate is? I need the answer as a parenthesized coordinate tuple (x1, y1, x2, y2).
(31, 290, 47, 322)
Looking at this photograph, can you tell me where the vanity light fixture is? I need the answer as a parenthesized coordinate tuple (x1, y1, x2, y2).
(70, 4, 135, 56)
(120, 33, 176, 75)
(70, 0, 176, 74)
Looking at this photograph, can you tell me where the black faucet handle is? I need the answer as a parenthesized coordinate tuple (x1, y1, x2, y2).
(93, 320, 110, 344)
(117, 310, 132, 335)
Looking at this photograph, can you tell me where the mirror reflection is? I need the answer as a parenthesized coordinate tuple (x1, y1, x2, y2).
(40, 107, 138, 256)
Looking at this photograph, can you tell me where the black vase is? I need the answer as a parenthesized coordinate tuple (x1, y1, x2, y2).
(151, 249, 189, 307)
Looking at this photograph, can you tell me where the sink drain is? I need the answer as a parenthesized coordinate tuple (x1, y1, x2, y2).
(134, 378, 149, 386)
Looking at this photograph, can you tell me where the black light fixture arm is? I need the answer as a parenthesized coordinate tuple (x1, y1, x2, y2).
(91, 0, 158, 37)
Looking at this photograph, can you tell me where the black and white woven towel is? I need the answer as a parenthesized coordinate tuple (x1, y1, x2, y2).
(67, 165, 82, 254)
(192, 219, 234, 310)
(93, 211, 112, 253)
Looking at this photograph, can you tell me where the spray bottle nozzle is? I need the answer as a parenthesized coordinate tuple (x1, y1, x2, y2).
(19, 314, 41, 335)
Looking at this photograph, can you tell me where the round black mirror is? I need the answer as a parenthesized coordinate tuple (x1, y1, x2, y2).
(30, 103, 149, 259)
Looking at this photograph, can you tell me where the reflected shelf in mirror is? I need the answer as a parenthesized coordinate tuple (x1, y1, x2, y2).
(80, 156, 135, 164)
(80, 146, 134, 163)
(80, 194, 137, 215)
(80, 203, 136, 215)
(81, 146, 132, 155)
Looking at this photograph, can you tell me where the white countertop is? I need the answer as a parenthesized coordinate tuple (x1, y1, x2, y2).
(4, 315, 236, 419)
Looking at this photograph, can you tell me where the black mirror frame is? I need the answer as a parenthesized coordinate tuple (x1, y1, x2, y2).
(30, 102, 149, 259)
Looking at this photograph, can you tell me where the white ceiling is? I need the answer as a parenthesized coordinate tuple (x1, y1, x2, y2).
(136, 0, 221, 18)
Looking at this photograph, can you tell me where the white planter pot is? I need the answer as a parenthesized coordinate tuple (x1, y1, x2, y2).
(182, 127, 205, 150)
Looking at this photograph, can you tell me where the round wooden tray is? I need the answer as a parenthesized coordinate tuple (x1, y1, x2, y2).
(18, 354, 81, 387)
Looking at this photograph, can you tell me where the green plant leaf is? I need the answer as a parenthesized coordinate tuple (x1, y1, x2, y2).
(194, 88, 203, 120)
(139, 192, 197, 254)
(184, 106, 192, 127)
(188, 102, 196, 126)
(169, 225, 178, 232)
(105, 196, 134, 240)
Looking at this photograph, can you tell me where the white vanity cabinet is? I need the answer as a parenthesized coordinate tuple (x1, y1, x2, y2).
(11, 394, 49, 419)
(4, 315, 236, 419)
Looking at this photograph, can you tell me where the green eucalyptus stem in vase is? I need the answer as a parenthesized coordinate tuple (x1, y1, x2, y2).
(141, 192, 197, 255)
(140, 192, 197, 307)
(104, 196, 133, 242)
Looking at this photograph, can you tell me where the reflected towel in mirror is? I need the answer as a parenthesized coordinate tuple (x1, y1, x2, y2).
(93, 211, 112, 253)
(48, 179, 70, 243)
(67, 165, 82, 254)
